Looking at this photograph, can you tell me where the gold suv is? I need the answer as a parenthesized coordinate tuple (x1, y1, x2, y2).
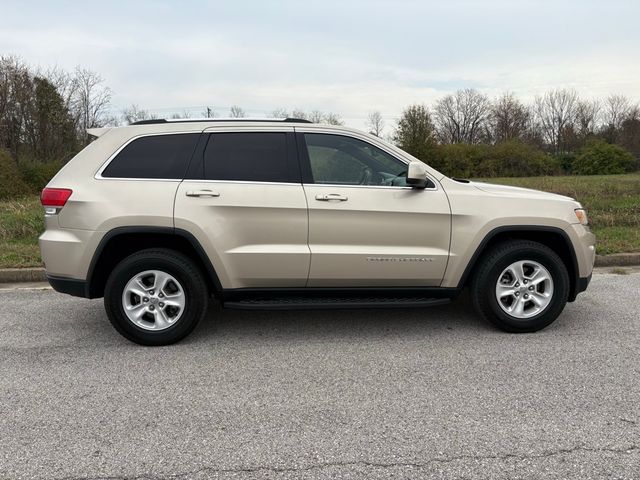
(39, 118, 595, 345)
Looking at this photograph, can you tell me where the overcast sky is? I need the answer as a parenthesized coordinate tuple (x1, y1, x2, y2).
(2, 0, 639, 131)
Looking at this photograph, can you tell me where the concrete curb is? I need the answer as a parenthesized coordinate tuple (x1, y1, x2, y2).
(594, 253, 640, 267)
(0, 268, 46, 283)
(1, 253, 639, 284)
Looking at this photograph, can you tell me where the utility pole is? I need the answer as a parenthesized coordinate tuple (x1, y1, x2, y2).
(206, 107, 212, 118)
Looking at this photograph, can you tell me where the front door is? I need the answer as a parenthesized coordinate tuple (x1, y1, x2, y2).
(297, 130, 451, 287)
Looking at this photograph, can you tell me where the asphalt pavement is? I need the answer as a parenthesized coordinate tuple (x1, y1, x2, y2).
(0, 271, 638, 479)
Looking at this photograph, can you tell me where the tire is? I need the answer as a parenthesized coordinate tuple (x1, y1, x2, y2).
(470, 240, 570, 333)
(104, 248, 208, 345)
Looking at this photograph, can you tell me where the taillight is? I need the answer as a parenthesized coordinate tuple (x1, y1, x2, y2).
(41, 188, 72, 214)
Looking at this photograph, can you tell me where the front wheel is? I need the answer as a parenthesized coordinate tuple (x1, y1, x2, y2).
(104, 248, 208, 345)
(470, 240, 570, 332)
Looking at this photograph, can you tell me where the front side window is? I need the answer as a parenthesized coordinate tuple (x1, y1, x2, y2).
(203, 132, 290, 182)
(101, 134, 199, 179)
(304, 133, 409, 186)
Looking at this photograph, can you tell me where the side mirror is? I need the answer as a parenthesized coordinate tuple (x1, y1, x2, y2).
(406, 161, 428, 188)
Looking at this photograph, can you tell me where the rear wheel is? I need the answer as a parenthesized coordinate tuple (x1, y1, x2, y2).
(104, 248, 208, 345)
(470, 240, 570, 332)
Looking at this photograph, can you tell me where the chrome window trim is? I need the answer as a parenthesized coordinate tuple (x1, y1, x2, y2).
(302, 183, 437, 191)
(94, 131, 200, 180)
(180, 179, 301, 186)
(171, 179, 432, 190)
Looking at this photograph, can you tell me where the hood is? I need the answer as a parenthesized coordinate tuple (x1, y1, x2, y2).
(472, 181, 575, 202)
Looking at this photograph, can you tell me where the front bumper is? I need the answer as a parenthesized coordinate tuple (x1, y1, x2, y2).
(569, 273, 592, 302)
(568, 223, 595, 302)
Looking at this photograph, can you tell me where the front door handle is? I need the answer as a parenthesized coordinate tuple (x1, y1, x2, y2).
(315, 193, 348, 202)
(186, 190, 220, 197)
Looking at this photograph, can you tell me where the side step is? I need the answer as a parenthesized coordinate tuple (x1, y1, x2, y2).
(223, 296, 451, 310)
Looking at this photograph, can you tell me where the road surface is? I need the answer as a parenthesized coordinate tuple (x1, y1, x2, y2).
(0, 271, 638, 479)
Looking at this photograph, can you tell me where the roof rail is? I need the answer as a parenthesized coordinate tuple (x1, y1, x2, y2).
(131, 119, 168, 125)
(130, 117, 313, 125)
(284, 117, 312, 123)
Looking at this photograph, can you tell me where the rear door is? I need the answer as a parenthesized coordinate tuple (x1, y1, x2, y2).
(174, 126, 310, 289)
(297, 129, 451, 287)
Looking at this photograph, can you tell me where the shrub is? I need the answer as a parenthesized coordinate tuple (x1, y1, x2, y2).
(554, 152, 577, 174)
(18, 161, 65, 192)
(479, 141, 561, 177)
(431, 141, 559, 178)
(0, 149, 31, 200)
(432, 144, 489, 178)
(572, 140, 635, 175)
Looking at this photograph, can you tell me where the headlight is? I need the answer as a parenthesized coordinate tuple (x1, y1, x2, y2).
(574, 208, 588, 225)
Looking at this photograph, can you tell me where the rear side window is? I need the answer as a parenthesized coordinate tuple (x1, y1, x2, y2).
(101, 134, 199, 179)
(203, 132, 290, 182)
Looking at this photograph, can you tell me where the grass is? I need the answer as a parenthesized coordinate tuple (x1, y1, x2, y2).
(474, 173, 640, 255)
(0, 173, 638, 268)
(0, 196, 43, 268)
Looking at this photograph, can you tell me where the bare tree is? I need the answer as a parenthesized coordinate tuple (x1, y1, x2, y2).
(327, 112, 345, 125)
(229, 105, 246, 118)
(534, 89, 578, 153)
(291, 109, 308, 120)
(73, 67, 112, 142)
(603, 94, 633, 130)
(270, 108, 289, 118)
(574, 99, 600, 137)
(0, 55, 33, 159)
(490, 92, 530, 143)
(600, 94, 638, 143)
(122, 104, 156, 124)
(619, 106, 640, 161)
(170, 110, 192, 119)
(284, 109, 342, 124)
(308, 110, 325, 123)
(434, 88, 492, 144)
(366, 111, 384, 136)
(44, 66, 78, 120)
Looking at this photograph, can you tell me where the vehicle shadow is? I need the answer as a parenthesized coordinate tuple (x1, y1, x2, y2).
(184, 291, 495, 345)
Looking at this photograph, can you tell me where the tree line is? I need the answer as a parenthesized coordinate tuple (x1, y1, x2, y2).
(387, 89, 639, 176)
(1, 55, 638, 178)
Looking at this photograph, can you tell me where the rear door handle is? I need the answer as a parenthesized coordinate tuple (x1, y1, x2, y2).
(186, 190, 220, 197)
(315, 193, 348, 202)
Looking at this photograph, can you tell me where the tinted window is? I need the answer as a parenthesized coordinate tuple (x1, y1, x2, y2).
(203, 132, 290, 182)
(304, 134, 410, 186)
(102, 134, 199, 179)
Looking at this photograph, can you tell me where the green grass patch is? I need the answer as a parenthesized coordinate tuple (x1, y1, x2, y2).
(475, 173, 640, 254)
(0, 196, 44, 268)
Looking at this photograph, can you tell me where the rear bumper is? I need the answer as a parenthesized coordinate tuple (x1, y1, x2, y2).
(46, 274, 89, 298)
(39, 226, 101, 280)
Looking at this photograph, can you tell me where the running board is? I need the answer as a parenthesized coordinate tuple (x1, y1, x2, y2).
(223, 296, 451, 310)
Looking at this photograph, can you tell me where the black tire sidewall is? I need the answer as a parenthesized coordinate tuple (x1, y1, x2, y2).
(476, 244, 569, 332)
(104, 250, 207, 345)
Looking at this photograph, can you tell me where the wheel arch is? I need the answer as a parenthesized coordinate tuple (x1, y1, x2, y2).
(86, 227, 222, 299)
(458, 226, 580, 301)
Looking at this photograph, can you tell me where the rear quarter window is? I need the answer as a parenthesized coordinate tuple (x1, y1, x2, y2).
(101, 133, 200, 179)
